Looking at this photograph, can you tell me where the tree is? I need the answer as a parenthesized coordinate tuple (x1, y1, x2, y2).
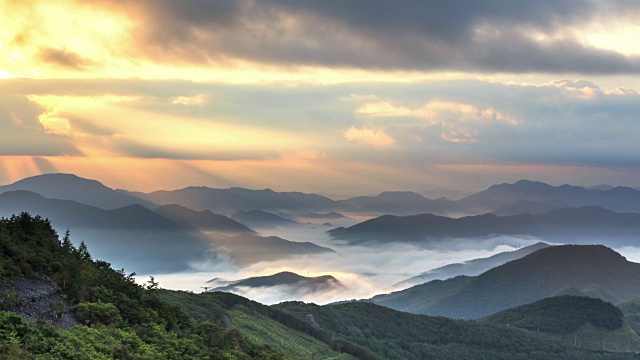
(77, 241, 92, 261)
(146, 276, 160, 290)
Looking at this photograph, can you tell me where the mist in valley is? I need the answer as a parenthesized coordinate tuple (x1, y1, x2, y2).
(142, 220, 552, 305)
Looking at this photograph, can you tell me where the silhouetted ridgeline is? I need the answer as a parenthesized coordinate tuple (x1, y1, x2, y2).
(329, 206, 640, 246)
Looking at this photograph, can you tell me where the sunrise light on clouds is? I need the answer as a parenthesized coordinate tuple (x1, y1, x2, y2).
(2, 0, 640, 193)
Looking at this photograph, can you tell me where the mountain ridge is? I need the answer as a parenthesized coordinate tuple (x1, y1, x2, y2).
(211, 271, 343, 294)
(369, 245, 640, 319)
(0, 173, 158, 210)
(0, 190, 212, 273)
(329, 205, 640, 246)
(155, 204, 254, 234)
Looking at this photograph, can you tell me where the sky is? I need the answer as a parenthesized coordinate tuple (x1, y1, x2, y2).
(2, 0, 640, 194)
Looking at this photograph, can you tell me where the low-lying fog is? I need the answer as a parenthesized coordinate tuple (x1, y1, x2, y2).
(138, 217, 617, 305)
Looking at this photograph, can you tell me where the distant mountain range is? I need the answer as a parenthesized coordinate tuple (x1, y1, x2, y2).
(156, 204, 254, 234)
(295, 211, 347, 220)
(368, 245, 640, 319)
(0, 190, 211, 273)
(337, 180, 640, 215)
(491, 199, 569, 216)
(211, 271, 343, 295)
(420, 188, 473, 201)
(338, 191, 453, 215)
(213, 233, 334, 265)
(3, 174, 640, 218)
(393, 242, 550, 289)
(0, 173, 158, 210)
(231, 209, 298, 229)
(329, 206, 640, 246)
(458, 179, 640, 214)
(130, 186, 352, 215)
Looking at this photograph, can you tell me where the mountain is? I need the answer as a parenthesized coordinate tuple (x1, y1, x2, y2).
(0, 213, 294, 359)
(484, 296, 640, 350)
(0, 190, 212, 273)
(492, 199, 569, 216)
(133, 186, 351, 215)
(231, 209, 298, 229)
(458, 179, 640, 213)
(274, 300, 634, 359)
(213, 233, 334, 265)
(0, 173, 158, 210)
(618, 298, 640, 336)
(328, 206, 640, 246)
(211, 271, 343, 294)
(393, 242, 550, 289)
(1, 214, 633, 359)
(369, 245, 640, 319)
(295, 211, 347, 219)
(420, 188, 473, 201)
(586, 184, 615, 191)
(155, 204, 254, 234)
(339, 191, 453, 215)
(485, 296, 624, 334)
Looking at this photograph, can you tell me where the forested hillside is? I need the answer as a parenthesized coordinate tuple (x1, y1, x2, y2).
(0, 213, 286, 359)
(1, 213, 639, 359)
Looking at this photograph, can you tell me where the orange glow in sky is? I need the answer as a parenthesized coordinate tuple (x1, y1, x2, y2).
(2, 0, 640, 193)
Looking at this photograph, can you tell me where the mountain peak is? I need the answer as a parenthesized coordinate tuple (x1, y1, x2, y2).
(371, 244, 640, 319)
(0, 173, 158, 211)
(10, 173, 105, 187)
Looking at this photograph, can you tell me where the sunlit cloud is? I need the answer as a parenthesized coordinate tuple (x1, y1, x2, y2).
(354, 97, 519, 143)
(344, 126, 396, 148)
(1, 0, 640, 194)
(171, 94, 209, 106)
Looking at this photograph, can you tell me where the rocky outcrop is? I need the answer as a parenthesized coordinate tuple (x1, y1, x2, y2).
(0, 277, 80, 330)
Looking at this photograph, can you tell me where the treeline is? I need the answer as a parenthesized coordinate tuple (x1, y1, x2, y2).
(0, 212, 287, 359)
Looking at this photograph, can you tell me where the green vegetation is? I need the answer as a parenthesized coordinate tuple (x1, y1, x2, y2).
(0, 212, 288, 359)
(2, 212, 640, 359)
(228, 306, 355, 359)
(485, 296, 640, 352)
(485, 296, 624, 334)
(274, 301, 639, 360)
(157, 290, 366, 359)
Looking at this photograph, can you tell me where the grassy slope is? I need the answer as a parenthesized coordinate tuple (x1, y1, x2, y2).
(157, 290, 354, 360)
(229, 305, 356, 360)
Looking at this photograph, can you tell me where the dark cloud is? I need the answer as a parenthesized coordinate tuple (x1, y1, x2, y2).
(104, 0, 640, 73)
(38, 47, 91, 69)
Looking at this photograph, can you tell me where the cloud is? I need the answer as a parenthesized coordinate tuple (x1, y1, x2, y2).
(38, 47, 91, 69)
(171, 94, 209, 106)
(148, 224, 546, 304)
(344, 126, 395, 148)
(70, 0, 640, 74)
(3, 76, 640, 180)
(355, 98, 518, 143)
(0, 95, 77, 156)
